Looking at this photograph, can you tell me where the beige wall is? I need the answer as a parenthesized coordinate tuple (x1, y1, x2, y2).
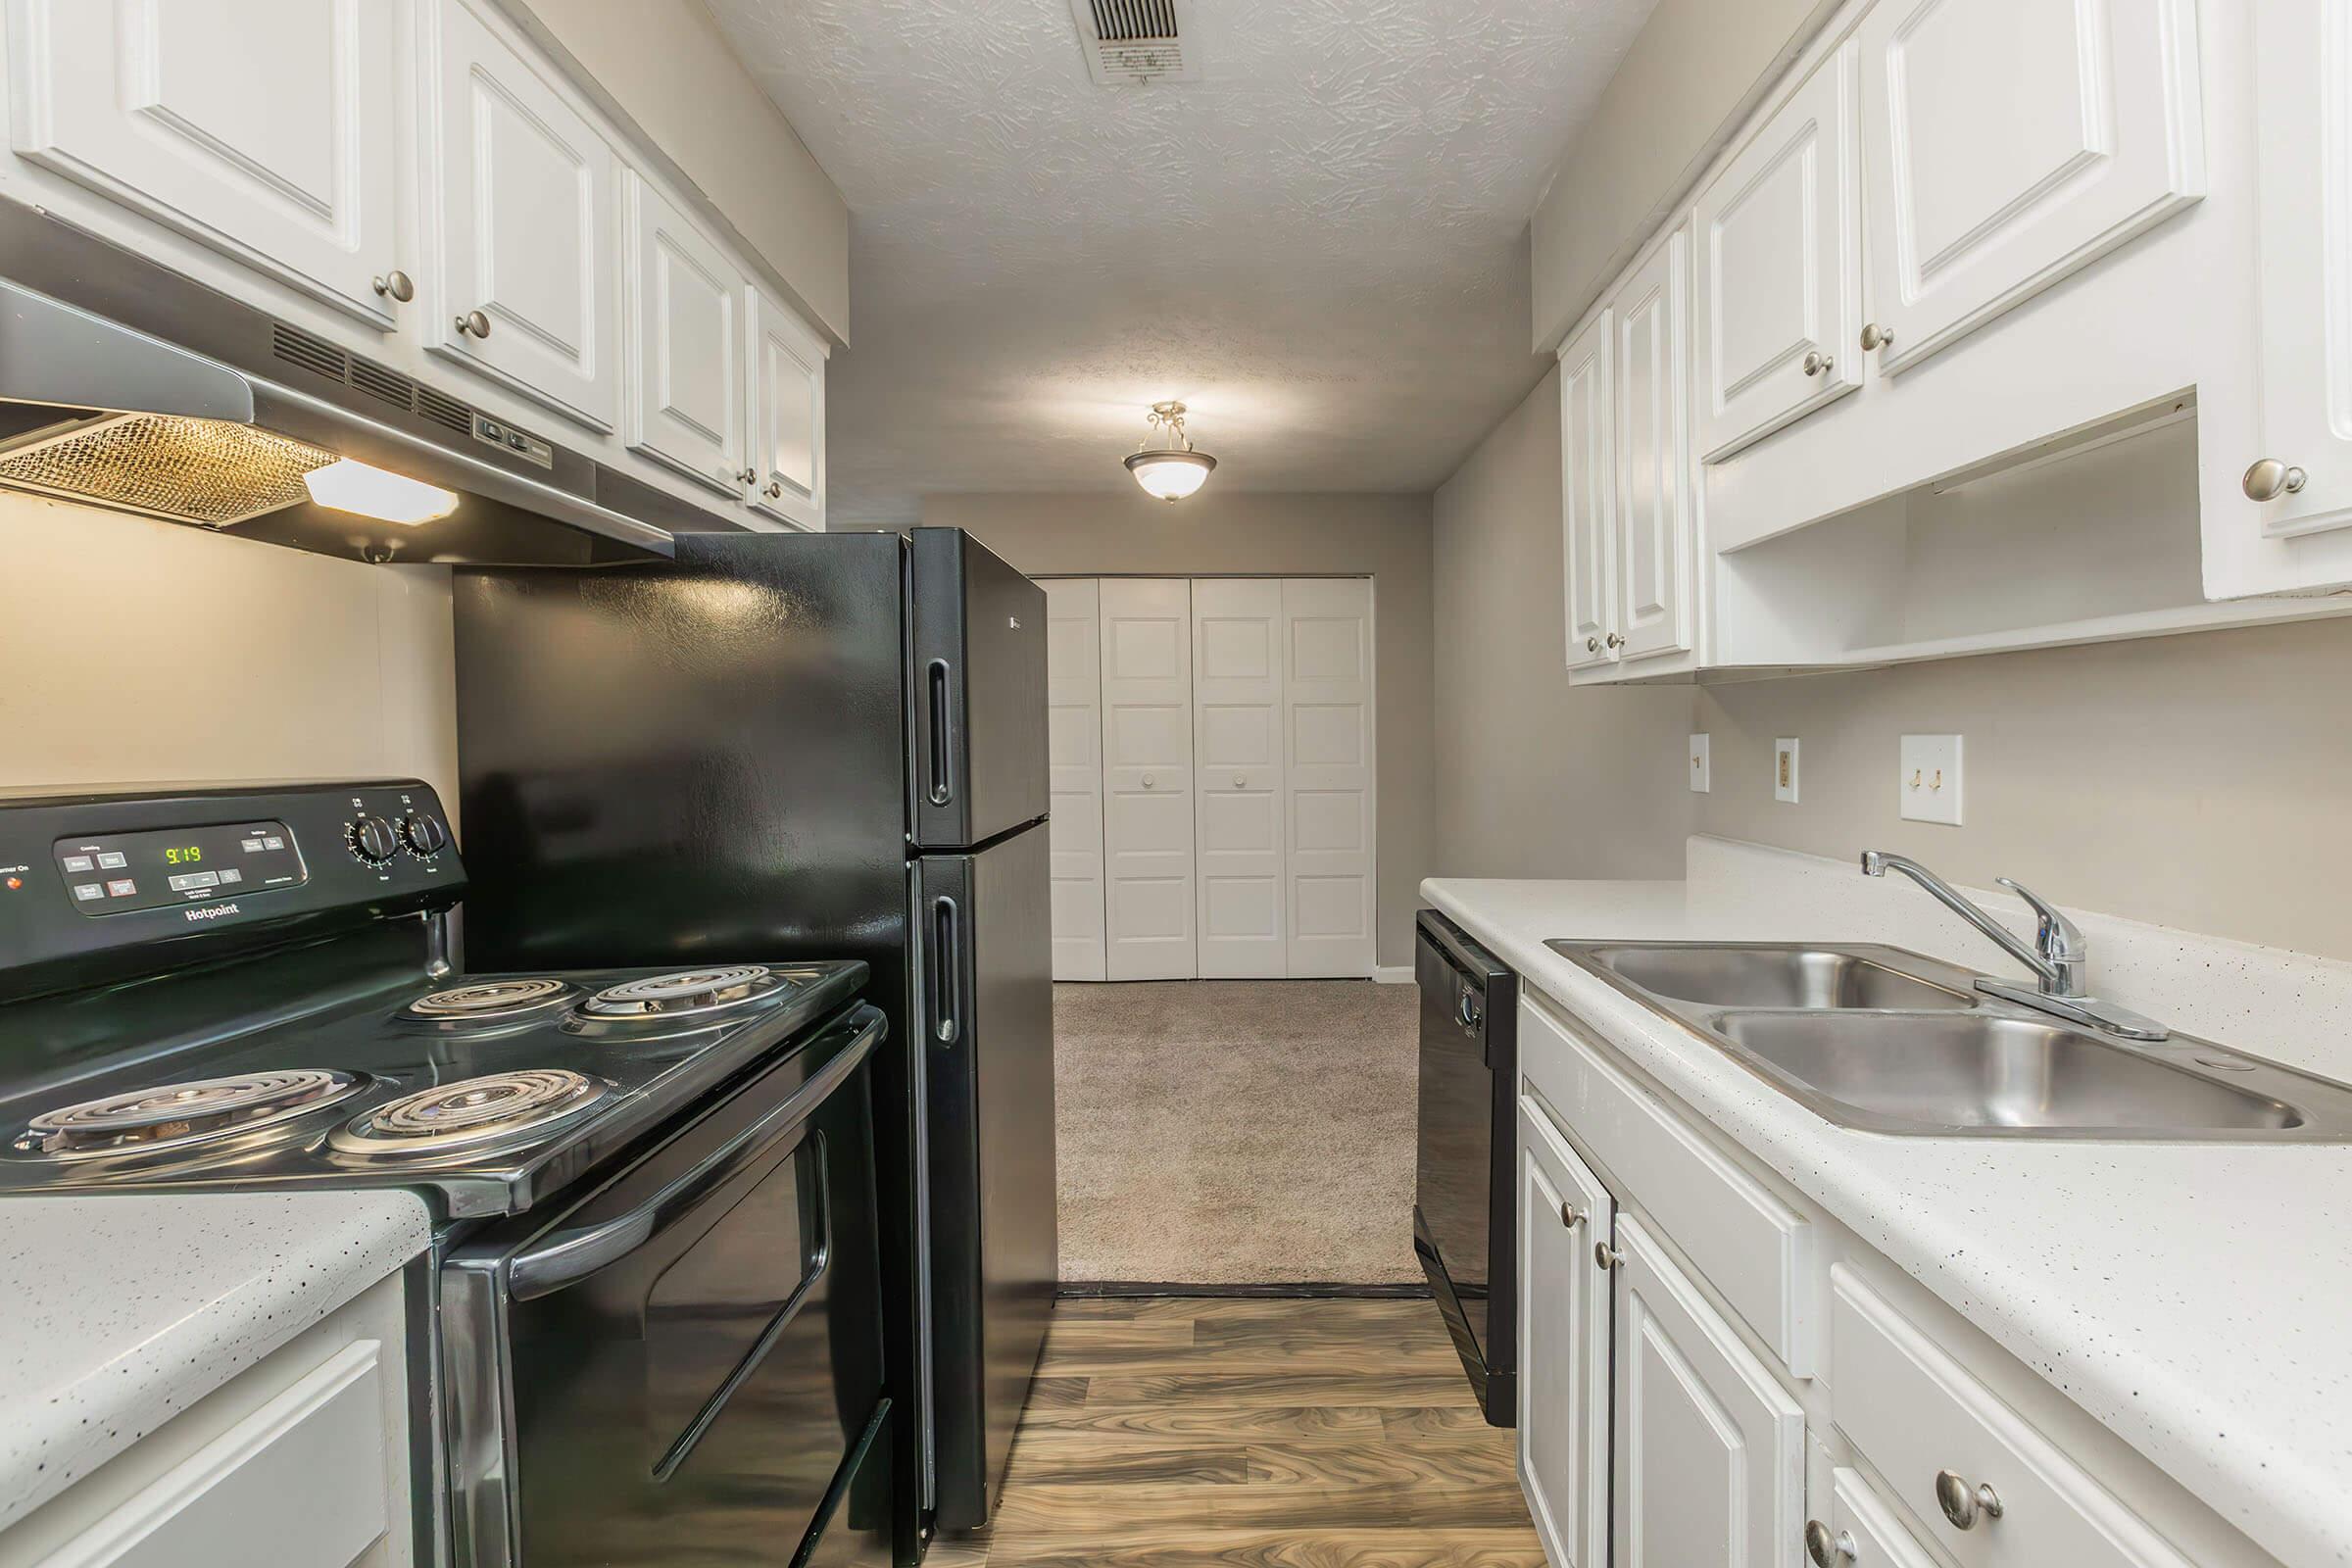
(1693, 620, 2352, 960)
(499, 0, 851, 343)
(1430, 368, 1696, 879)
(0, 496, 458, 812)
(1530, 0, 1835, 350)
(921, 491, 1435, 969)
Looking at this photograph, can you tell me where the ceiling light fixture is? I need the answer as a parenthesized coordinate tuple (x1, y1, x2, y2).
(1123, 400, 1217, 502)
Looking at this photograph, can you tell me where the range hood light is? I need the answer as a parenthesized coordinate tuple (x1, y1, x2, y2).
(301, 458, 461, 525)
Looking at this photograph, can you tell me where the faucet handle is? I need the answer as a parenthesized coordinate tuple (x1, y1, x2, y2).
(1996, 877, 2084, 960)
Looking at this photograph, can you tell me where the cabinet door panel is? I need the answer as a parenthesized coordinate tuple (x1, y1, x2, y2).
(1612, 229, 1693, 662)
(1694, 43, 1860, 461)
(1045, 580, 1106, 982)
(1193, 578, 1286, 979)
(1099, 579, 1197, 981)
(625, 173, 744, 495)
(1518, 1098, 1613, 1568)
(747, 288, 827, 529)
(1612, 1213, 1803, 1568)
(1559, 309, 1617, 670)
(9, 0, 399, 324)
(1856, 0, 2204, 375)
(428, 0, 618, 429)
(2249, 0, 2352, 542)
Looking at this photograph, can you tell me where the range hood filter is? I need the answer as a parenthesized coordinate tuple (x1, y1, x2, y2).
(0, 413, 332, 527)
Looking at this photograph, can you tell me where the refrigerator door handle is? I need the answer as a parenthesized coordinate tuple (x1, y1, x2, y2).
(926, 658, 956, 808)
(931, 893, 962, 1045)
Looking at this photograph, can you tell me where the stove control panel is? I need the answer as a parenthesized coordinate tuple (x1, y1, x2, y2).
(0, 781, 465, 993)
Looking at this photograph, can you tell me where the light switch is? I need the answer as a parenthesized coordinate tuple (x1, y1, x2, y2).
(1899, 734, 1963, 824)
(1689, 734, 1711, 793)
(1774, 738, 1799, 804)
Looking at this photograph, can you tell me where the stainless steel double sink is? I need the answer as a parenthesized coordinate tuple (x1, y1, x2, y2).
(1545, 941, 2352, 1141)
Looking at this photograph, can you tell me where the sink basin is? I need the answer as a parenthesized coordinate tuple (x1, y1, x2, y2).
(1546, 938, 2352, 1140)
(1570, 943, 1978, 1010)
(1708, 1011, 2304, 1135)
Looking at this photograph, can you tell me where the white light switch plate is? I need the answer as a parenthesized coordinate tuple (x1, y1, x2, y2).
(1899, 734, 1963, 824)
(1689, 734, 1710, 793)
(1774, 738, 1799, 804)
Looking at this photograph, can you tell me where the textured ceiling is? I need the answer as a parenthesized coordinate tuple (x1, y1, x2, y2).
(705, 0, 1659, 522)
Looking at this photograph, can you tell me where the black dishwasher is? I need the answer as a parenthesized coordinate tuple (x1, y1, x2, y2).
(1413, 907, 1518, 1426)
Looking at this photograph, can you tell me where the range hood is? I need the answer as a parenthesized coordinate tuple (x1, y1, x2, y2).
(0, 203, 709, 566)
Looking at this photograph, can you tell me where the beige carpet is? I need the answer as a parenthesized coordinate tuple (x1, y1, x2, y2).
(1052, 980, 1421, 1286)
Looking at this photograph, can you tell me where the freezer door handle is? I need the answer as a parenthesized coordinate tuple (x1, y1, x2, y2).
(931, 893, 962, 1045)
(926, 658, 956, 808)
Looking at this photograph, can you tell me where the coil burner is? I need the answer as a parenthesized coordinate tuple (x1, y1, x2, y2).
(578, 965, 788, 1022)
(400, 977, 579, 1026)
(9, 1070, 364, 1163)
(329, 1069, 612, 1158)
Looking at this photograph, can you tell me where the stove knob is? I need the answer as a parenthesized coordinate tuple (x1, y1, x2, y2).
(351, 815, 399, 865)
(400, 812, 449, 858)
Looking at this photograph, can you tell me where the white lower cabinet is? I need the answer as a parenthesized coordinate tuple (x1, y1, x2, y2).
(0, 1271, 414, 1568)
(1610, 1212, 1804, 1568)
(1518, 1097, 1613, 1568)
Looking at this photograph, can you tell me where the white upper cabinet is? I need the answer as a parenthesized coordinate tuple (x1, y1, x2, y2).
(624, 172, 745, 496)
(7, 0, 402, 327)
(1610, 224, 1694, 663)
(1853, 0, 2205, 378)
(747, 285, 828, 530)
(1560, 308, 1618, 670)
(424, 0, 619, 431)
(2246, 0, 2352, 547)
(1692, 41, 1861, 461)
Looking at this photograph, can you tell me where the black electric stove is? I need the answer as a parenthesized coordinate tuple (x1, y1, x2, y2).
(0, 780, 896, 1568)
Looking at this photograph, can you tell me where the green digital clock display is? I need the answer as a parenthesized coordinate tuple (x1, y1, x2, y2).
(164, 845, 203, 865)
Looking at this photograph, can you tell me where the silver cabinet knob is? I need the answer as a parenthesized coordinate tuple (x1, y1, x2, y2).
(1934, 1469, 2003, 1531)
(1861, 321, 1895, 351)
(2243, 458, 2309, 502)
(1593, 1240, 1624, 1270)
(372, 270, 414, 303)
(1804, 1520, 1856, 1566)
(1585, 635, 1600, 654)
(1559, 1201, 1584, 1229)
(1604, 631, 1625, 650)
(735, 467, 759, 485)
(765, 480, 784, 499)
(1802, 349, 1834, 376)
(455, 309, 492, 338)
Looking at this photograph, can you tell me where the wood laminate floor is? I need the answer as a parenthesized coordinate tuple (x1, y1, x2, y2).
(930, 1297, 1544, 1568)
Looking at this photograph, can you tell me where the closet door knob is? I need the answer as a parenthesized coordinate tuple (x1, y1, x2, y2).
(1234, 775, 1248, 789)
(1142, 775, 1154, 790)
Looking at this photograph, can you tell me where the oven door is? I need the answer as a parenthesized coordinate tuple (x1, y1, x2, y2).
(444, 1004, 888, 1568)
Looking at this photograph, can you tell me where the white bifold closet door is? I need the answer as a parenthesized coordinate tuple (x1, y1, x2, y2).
(1097, 579, 1199, 980)
(1192, 579, 1287, 978)
(1281, 578, 1376, 977)
(1044, 579, 1106, 981)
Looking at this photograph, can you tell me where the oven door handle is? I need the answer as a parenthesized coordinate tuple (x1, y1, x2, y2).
(506, 1016, 881, 1301)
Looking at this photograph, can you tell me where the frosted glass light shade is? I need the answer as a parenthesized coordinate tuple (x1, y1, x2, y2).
(1124, 448, 1216, 502)
(301, 458, 460, 524)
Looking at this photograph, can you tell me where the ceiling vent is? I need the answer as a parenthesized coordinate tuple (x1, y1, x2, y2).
(1069, 0, 1199, 86)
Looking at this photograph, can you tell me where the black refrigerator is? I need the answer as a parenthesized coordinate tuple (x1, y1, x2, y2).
(449, 527, 1057, 1549)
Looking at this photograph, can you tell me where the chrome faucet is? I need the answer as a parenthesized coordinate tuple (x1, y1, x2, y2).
(1859, 852, 2167, 1040)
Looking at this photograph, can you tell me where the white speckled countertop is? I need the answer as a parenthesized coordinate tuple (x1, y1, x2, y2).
(1426, 838, 2352, 1568)
(0, 1189, 430, 1532)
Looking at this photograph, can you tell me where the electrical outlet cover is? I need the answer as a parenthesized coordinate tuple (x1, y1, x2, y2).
(1689, 733, 1710, 793)
(1774, 738, 1799, 804)
(1900, 734, 1964, 824)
